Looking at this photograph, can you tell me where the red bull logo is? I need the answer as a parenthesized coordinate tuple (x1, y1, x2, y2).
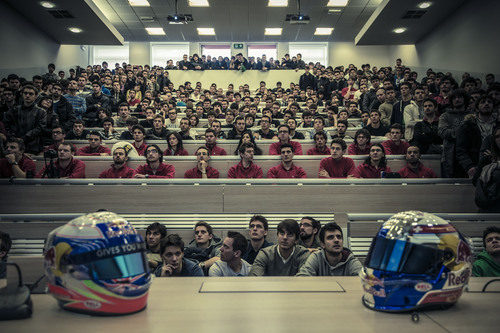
(456, 240, 472, 264)
(448, 268, 471, 286)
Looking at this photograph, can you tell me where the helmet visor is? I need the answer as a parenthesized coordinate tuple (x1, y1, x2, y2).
(88, 252, 148, 280)
(365, 236, 445, 276)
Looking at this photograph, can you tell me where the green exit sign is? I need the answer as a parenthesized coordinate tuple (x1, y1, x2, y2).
(233, 43, 244, 49)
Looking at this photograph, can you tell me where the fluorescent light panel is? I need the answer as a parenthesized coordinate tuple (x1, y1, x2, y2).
(268, 0, 288, 7)
(197, 28, 215, 35)
(314, 27, 334, 35)
(188, 0, 209, 6)
(129, 0, 150, 7)
(146, 27, 165, 35)
(327, 0, 349, 6)
(265, 28, 283, 35)
(328, 9, 343, 13)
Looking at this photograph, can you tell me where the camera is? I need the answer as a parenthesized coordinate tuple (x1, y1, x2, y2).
(43, 149, 58, 159)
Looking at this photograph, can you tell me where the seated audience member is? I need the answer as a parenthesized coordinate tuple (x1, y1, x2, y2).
(76, 131, 111, 156)
(165, 132, 189, 156)
(65, 119, 89, 140)
(227, 116, 247, 140)
(331, 120, 349, 140)
(44, 126, 66, 151)
(37, 142, 86, 178)
(233, 130, 262, 156)
(472, 226, 500, 277)
(378, 87, 395, 126)
(296, 222, 362, 276)
(113, 103, 131, 127)
(298, 111, 314, 128)
(287, 118, 306, 140)
(209, 231, 252, 277)
(0, 231, 12, 279)
(139, 107, 156, 128)
(179, 117, 196, 140)
(398, 146, 437, 178)
(353, 143, 391, 178)
(269, 124, 303, 155)
(308, 116, 332, 140)
(267, 143, 307, 179)
(307, 131, 331, 155)
(131, 125, 147, 156)
(348, 128, 372, 155)
(146, 115, 169, 140)
(155, 234, 204, 277)
(360, 111, 370, 128)
(119, 117, 139, 140)
(254, 115, 277, 140)
(365, 110, 389, 137)
(126, 89, 140, 107)
(243, 215, 274, 265)
(184, 146, 220, 178)
(298, 217, 321, 249)
(337, 109, 349, 123)
(100, 117, 120, 140)
(403, 85, 426, 141)
(325, 106, 338, 127)
(145, 222, 167, 269)
(165, 108, 181, 128)
(204, 128, 227, 156)
(211, 119, 226, 139)
(135, 144, 175, 178)
(0, 138, 36, 178)
(99, 147, 135, 178)
(249, 219, 310, 276)
(382, 124, 410, 155)
(319, 138, 356, 178)
(185, 221, 222, 273)
(228, 142, 263, 178)
(412, 98, 442, 154)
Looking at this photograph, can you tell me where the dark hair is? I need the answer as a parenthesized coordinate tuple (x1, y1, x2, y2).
(238, 142, 255, 155)
(234, 130, 262, 155)
(319, 222, 343, 243)
(450, 89, 470, 107)
(226, 231, 247, 255)
(423, 98, 438, 109)
(483, 226, 500, 248)
(277, 219, 300, 239)
(249, 215, 269, 230)
(58, 142, 76, 153)
(354, 128, 371, 145)
(280, 142, 294, 153)
(146, 144, 163, 163)
(126, 117, 139, 126)
(302, 216, 321, 232)
(331, 137, 347, 151)
(278, 124, 290, 133)
(160, 234, 184, 255)
(390, 123, 403, 132)
(0, 231, 12, 255)
(6, 137, 25, 152)
(205, 128, 216, 136)
(195, 221, 213, 235)
(337, 120, 348, 128)
(313, 131, 327, 142)
(365, 143, 387, 167)
(132, 124, 146, 135)
(167, 131, 185, 152)
(146, 222, 167, 238)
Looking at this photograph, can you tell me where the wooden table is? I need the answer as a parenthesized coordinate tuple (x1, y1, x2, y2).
(1, 277, 498, 332)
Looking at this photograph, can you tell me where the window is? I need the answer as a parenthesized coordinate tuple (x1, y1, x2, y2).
(92, 44, 129, 66)
(151, 43, 190, 67)
(288, 43, 328, 66)
(248, 44, 277, 61)
(201, 44, 231, 59)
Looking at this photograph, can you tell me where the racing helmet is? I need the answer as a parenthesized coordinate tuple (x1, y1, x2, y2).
(360, 211, 472, 312)
(44, 212, 151, 315)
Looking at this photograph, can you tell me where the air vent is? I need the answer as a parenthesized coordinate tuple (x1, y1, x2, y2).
(47, 10, 74, 19)
(140, 16, 156, 22)
(402, 10, 427, 19)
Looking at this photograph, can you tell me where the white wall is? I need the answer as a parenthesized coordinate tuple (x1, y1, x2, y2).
(415, 0, 500, 80)
(129, 42, 151, 65)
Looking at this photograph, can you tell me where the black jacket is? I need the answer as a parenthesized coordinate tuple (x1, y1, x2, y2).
(52, 96, 76, 131)
(299, 73, 317, 91)
(4, 103, 47, 153)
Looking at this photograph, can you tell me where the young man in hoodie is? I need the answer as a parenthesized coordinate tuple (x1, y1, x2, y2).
(296, 222, 362, 276)
(184, 221, 222, 274)
(472, 226, 500, 277)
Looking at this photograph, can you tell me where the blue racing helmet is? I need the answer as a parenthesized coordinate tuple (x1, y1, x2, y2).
(360, 211, 472, 312)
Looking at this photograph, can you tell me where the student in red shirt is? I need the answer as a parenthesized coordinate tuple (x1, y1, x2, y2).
(319, 138, 356, 178)
(307, 131, 331, 155)
(204, 128, 227, 156)
(269, 124, 303, 155)
(398, 146, 437, 178)
(353, 143, 391, 178)
(37, 142, 86, 178)
(76, 131, 111, 156)
(99, 147, 135, 178)
(164, 132, 189, 156)
(382, 123, 410, 155)
(267, 143, 307, 178)
(228, 142, 263, 179)
(131, 125, 147, 156)
(135, 144, 175, 179)
(347, 128, 372, 155)
(184, 146, 220, 179)
(0, 138, 36, 178)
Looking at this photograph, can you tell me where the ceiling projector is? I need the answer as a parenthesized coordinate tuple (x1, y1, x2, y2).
(286, 14, 310, 24)
(167, 14, 193, 24)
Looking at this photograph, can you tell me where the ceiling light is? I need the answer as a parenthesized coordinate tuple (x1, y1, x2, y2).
(68, 27, 83, 33)
(393, 27, 407, 34)
(40, 1, 55, 8)
(265, 28, 283, 35)
(146, 27, 165, 35)
(314, 27, 334, 35)
(197, 28, 215, 35)
(328, 9, 343, 13)
(128, 0, 150, 7)
(327, 0, 349, 6)
(268, 0, 288, 7)
(188, 0, 209, 6)
(417, 2, 432, 9)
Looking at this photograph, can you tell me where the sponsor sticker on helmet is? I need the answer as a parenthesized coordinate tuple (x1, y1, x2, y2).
(415, 282, 432, 292)
(84, 300, 102, 310)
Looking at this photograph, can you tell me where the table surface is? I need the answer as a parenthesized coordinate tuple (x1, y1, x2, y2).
(1, 277, 499, 333)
